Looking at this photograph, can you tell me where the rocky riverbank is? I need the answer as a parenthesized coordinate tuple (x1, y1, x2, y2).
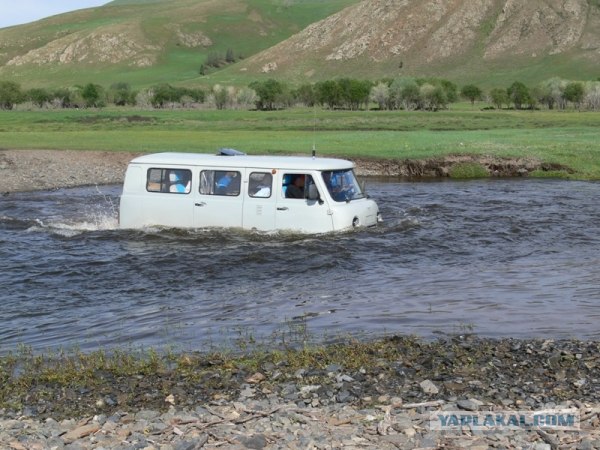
(0, 149, 572, 194)
(1, 335, 599, 449)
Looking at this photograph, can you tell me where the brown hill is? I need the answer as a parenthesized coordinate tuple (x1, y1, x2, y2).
(233, 0, 600, 85)
(0, 0, 360, 88)
(1, 0, 598, 87)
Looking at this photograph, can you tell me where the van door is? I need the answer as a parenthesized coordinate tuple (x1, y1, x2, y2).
(275, 172, 333, 233)
(139, 167, 194, 228)
(193, 168, 245, 229)
(243, 170, 276, 231)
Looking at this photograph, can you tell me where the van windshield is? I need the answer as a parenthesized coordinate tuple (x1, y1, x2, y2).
(321, 169, 365, 202)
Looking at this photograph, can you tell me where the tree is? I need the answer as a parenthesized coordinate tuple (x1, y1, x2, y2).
(461, 84, 483, 105)
(109, 82, 135, 106)
(236, 87, 257, 110)
(537, 78, 562, 109)
(335, 78, 372, 110)
(489, 88, 509, 109)
(249, 79, 285, 110)
(440, 79, 458, 103)
(370, 82, 390, 110)
(50, 88, 72, 108)
(225, 48, 235, 63)
(150, 83, 195, 108)
(315, 80, 342, 109)
(389, 77, 420, 110)
(507, 81, 530, 110)
(563, 81, 584, 109)
(419, 83, 446, 111)
(212, 84, 228, 110)
(584, 81, 600, 110)
(528, 86, 541, 110)
(0, 81, 24, 109)
(205, 51, 222, 68)
(27, 88, 52, 107)
(293, 84, 316, 107)
(81, 83, 105, 108)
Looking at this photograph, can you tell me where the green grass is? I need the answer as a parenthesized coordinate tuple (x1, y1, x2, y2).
(448, 162, 489, 179)
(1, 105, 599, 178)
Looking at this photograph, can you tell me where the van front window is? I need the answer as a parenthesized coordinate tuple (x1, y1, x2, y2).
(322, 169, 364, 202)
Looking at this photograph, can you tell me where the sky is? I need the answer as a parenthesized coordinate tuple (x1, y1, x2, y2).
(0, 0, 109, 29)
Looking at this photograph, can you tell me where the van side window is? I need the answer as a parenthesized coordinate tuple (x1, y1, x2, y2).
(283, 173, 314, 199)
(249, 172, 272, 198)
(200, 170, 241, 196)
(146, 168, 191, 194)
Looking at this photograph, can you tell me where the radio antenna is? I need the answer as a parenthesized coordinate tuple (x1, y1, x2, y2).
(312, 104, 317, 158)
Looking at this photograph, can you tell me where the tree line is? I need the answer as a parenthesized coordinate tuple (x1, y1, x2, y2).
(1, 76, 599, 111)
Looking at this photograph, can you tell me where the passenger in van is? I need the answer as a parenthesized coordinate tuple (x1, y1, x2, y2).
(285, 175, 305, 199)
(216, 171, 240, 195)
(169, 171, 191, 193)
(250, 173, 272, 197)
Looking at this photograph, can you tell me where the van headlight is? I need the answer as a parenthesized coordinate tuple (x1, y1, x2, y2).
(352, 216, 360, 227)
(377, 212, 383, 223)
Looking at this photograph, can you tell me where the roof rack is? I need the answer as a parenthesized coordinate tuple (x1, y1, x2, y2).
(217, 148, 246, 156)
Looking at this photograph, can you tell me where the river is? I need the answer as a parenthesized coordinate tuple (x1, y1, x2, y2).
(1, 178, 599, 354)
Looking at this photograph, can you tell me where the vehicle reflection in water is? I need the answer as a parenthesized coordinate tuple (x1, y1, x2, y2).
(1, 178, 599, 354)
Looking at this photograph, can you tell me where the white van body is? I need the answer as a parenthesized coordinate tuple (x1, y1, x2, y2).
(119, 152, 381, 233)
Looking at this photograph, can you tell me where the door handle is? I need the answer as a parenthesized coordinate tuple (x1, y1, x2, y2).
(195, 202, 206, 207)
(277, 207, 289, 211)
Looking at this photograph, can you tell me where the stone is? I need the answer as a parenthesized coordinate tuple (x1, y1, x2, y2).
(241, 433, 268, 449)
(62, 423, 101, 443)
(245, 372, 266, 384)
(420, 380, 439, 395)
(457, 399, 482, 411)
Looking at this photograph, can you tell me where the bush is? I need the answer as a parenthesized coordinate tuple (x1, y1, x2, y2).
(0, 81, 24, 110)
(81, 83, 106, 108)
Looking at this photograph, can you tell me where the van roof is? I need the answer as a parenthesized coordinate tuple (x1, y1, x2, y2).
(129, 152, 355, 171)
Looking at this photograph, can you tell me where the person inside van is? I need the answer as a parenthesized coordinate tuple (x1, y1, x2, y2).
(285, 175, 305, 199)
(216, 171, 240, 195)
(249, 172, 272, 197)
(169, 171, 191, 193)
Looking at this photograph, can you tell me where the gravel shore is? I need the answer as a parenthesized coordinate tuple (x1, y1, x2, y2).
(1, 336, 599, 449)
(2, 150, 597, 449)
(0, 150, 138, 194)
(0, 149, 563, 194)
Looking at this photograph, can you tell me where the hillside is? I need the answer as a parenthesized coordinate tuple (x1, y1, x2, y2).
(0, 0, 360, 88)
(224, 0, 600, 86)
(0, 0, 599, 89)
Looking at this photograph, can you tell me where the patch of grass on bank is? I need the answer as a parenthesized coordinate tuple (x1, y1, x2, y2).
(448, 162, 488, 179)
(1, 107, 599, 179)
(528, 169, 574, 179)
(0, 337, 408, 417)
(2, 335, 598, 420)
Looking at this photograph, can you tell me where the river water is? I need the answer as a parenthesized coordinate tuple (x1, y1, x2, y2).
(1, 179, 600, 354)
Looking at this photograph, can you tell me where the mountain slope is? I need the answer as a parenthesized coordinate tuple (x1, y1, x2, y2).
(0, 0, 360, 88)
(1, 0, 599, 88)
(227, 0, 600, 86)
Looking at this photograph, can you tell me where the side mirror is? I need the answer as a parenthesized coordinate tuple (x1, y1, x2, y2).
(307, 183, 320, 201)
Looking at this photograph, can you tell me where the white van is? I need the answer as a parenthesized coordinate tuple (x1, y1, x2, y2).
(119, 151, 381, 233)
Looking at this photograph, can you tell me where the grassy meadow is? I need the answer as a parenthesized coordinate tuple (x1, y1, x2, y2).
(1, 105, 599, 179)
